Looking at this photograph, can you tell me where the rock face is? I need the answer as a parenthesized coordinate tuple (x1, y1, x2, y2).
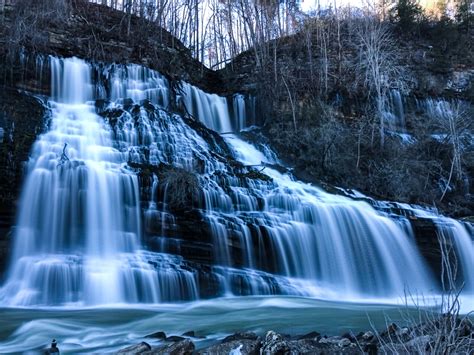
(0, 88, 46, 279)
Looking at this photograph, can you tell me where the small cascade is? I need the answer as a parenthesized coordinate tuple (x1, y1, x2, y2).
(433, 219, 473, 293)
(105, 64, 170, 107)
(231, 94, 256, 131)
(179, 83, 232, 133)
(416, 97, 473, 148)
(232, 94, 246, 131)
(383, 89, 406, 132)
(0, 57, 472, 307)
(420, 98, 454, 120)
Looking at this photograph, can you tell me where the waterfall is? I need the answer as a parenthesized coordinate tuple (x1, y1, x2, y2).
(433, 219, 473, 293)
(179, 82, 232, 133)
(0, 58, 197, 306)
(0, 57, 472, 307)
(232, 94, 256, 132)
(223, 136, 436, 297)
(383, 89, 406, 132)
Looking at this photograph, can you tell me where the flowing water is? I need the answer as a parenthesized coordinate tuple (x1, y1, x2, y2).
(0, 56, 472, 351)
(0, 296, 438, 353)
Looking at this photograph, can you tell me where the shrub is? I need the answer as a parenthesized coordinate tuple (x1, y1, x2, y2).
(159, 167, 200, 212)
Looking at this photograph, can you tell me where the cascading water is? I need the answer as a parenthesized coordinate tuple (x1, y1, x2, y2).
(179, 83, 232, 133)
(221, 136, 435, 297)
(0, 57, 472, 308)
(0, 58, 197, 306)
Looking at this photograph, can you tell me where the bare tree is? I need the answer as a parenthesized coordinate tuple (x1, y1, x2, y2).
(428, 100, 472, 201)
(355, 17, 406, 147)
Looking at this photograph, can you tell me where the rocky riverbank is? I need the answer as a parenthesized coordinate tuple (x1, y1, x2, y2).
(113, 316, 474, 355)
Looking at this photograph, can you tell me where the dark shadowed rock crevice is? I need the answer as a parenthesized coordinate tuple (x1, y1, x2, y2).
(0, 88, 46, 279)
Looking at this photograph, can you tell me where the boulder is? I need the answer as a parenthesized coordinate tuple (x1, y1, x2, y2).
(145, 331, 166, 340)
(260, 331, 290, 354)
(319, 336, 342, 345)
(297, 331, 321, 340)
(144, 339, 195, 355)
(117, 342, 151, 354)
(43, 339, 60, 354)
(361, 331, 374, 341)
(222, 332, 259, 343)
(200, 339, 261, 355)
(338, 338, 351, 347)
(165, 335, 186, 342)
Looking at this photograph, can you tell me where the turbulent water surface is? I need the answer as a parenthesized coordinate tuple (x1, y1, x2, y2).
(0, 297, 437, 353)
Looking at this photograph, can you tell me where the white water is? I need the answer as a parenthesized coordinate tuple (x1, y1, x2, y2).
(223, 135, 435, 297)
(180, 82, 232, 133)
(0, 57, 472, 309)
(0, 58, 196, 306)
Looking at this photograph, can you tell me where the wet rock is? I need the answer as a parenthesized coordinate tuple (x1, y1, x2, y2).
(43, 339, 60, 354)
(165, 335, 186, 342)
(364, 342, 378, 355)
(222, 332, 259, 343)
(291, 339, 323, 353)
(399, 327, 410, 336)
(182, 331, 195, 337)
(395, 327, 412, 342)
(362, 331, 374, 340)
(260, 331, 290, 354)
(297, 331, 320, 340)
(341, 332, 356, 342)
(319, 336, 342, 345)
(387, 323, 398, 334)
(145, 339, 194, 355)
(145, 331, 166, 340)
(117, 342, 151, 354)
(200, 339, 261, 355)
(338, 338, 351, 347)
